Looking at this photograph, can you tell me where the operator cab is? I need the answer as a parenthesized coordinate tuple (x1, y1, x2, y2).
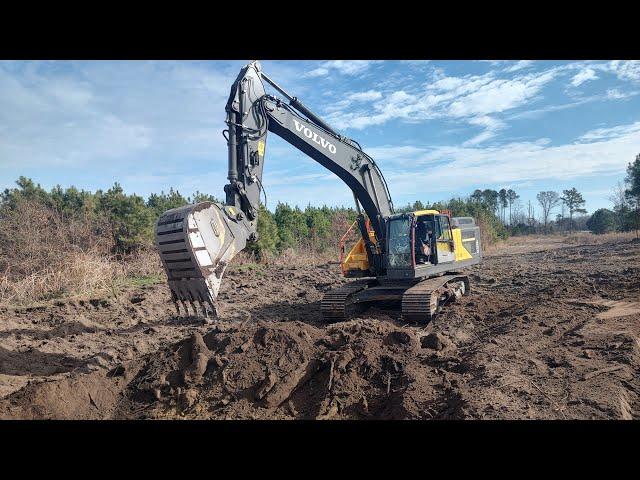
(385, 210, 482, 280)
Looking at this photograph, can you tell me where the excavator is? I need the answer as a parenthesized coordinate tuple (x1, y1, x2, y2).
(154, 61, 482, 323)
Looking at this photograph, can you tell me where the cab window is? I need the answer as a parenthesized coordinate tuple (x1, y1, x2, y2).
(436, 215, 452, 241)
(387, 216, 412, 267)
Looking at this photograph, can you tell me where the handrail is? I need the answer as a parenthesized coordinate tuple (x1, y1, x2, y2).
(338, 220, 358, 264)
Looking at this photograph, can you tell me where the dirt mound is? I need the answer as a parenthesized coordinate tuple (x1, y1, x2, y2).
(0, 361, 142, 420)
(1, 318, 465, 420)
(112, 320, 449, 420)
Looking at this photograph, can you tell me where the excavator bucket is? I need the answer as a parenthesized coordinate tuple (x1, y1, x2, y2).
(155, 201, 249, 319)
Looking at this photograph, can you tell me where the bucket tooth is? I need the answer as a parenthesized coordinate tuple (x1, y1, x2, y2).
(208, 300, 219, 319)
(181, 300, 190, 316)
(171, 291, 181, 315)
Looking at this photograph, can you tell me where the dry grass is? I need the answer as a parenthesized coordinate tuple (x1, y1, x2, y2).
(0, 200, 163, 306)
(232, 246, 337, 267)
(0, 251, 118, 304)
(563, 230, 638, 245)
(483, 231, 639, 257)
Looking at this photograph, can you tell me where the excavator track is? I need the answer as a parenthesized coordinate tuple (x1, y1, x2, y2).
(401, 274, 470, 323)
(321, 280, 374, 322)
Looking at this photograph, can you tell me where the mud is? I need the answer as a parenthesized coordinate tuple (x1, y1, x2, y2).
(1, 236, 639, 419)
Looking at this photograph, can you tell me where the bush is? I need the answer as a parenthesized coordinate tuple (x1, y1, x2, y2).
(587, 208, 617, 234)
(246, 203, 279, 260)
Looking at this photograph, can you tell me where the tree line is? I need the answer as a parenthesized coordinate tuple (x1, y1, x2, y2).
(0, 176, 507, 260)
(460, 153, 640, 236)
(1, 152, 638, 261)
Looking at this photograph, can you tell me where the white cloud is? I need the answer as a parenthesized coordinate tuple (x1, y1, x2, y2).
(605, 88, 635, 100)
(570, 67, 598, 87)
(510, 88, 639, 121)
(307, 67, 329, 77)
(401, 60, 431, 67)
(325, 67, 560, 147)
(504, 60, 534, 72)
(376, 120, 640, 196)
(463, 116, 506, 145)
(508, 99, 592, 120)
(448, 70, 557, 117)
(607, 60, 640, 83)
(347, 90, 382, 102)
(577, 121, 640, 142)
(306, 60, 377, 77)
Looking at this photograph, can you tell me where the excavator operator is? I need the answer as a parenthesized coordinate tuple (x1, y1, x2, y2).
(415, 218, 433, 264)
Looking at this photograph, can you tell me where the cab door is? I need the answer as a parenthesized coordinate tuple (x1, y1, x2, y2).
(435, 215, 455, 263)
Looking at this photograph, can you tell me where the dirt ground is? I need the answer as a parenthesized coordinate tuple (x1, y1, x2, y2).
(1, 234, 639, 420)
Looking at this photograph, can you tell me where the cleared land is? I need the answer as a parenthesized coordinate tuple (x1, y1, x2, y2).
(1, 234, 638, 419)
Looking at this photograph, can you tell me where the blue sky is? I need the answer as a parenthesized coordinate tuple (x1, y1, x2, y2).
(1, 60, 639, 219)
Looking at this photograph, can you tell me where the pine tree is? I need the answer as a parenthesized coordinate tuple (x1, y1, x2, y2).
(506, 189, 519, 226)
(624, 153, 640, 238)
(498, 188, 508, 224)
(247, 203, 278, 260)
(561, 187, 587, 233)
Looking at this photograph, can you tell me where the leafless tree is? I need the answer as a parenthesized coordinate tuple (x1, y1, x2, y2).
(537, 191, 560, 233)
(527, 200, 536, 229)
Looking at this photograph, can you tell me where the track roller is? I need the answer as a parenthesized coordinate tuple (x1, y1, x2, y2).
(321, 280, 373, 322)
(401, 274, 470, 323)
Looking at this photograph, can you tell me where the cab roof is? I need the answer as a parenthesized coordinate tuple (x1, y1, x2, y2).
(413, 209, 440, 216)
(387, 209, 441, 221)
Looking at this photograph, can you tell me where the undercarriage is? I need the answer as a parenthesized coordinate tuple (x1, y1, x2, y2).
(320, 274, 470, 324)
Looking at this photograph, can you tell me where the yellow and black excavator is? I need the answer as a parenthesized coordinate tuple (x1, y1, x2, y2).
(154, 61, 482, 323)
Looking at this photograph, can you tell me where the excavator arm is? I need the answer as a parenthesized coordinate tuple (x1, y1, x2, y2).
(224, 61, 393, 239)
(155, 61, 393, 317)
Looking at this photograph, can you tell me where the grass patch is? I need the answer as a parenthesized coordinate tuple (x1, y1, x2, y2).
(107, 273, 164, 300)
(229, 263, 265, 274)
(121, 274, 163, 287)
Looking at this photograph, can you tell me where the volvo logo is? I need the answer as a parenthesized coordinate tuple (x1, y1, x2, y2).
(293, 119, 337, 154)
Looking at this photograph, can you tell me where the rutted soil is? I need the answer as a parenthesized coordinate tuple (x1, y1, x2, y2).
(1, 236, 639, 419)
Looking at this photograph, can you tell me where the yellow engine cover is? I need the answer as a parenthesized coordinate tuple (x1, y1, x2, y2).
(341, 230, 376, 275)
(453, 228, 473, 261)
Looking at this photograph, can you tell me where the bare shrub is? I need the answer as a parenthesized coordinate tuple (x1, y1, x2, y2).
(230, 245, 336, 268)
(119, 246, 164, 279)
(0, 198, 122, 304)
